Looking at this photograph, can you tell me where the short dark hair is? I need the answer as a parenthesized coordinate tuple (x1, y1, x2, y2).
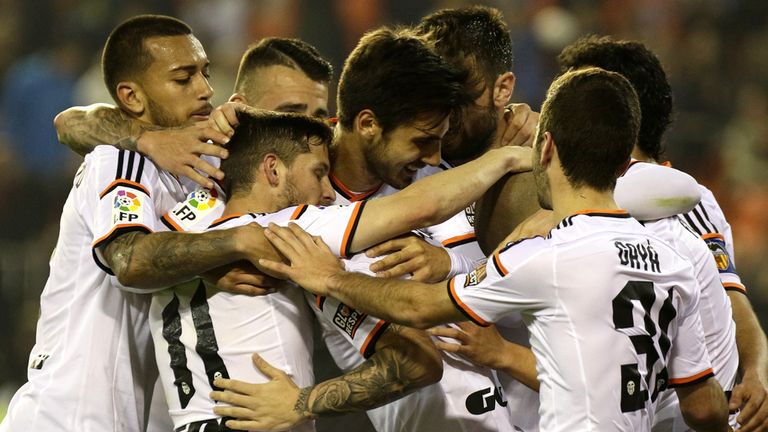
(557, 35, 672, 161)
(416, 6, 513, 87)
(220, 109, 333, 198)
(336, 26, 469, 133)
(539, 67, 640, 191)
(234, 37, 333, 95)
(102, 15, 192, 103)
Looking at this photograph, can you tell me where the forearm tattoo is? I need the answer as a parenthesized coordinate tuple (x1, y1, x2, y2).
(58, 107, 160, 155)
(293, 387, 313, 418)
(307, 327, 425, 415)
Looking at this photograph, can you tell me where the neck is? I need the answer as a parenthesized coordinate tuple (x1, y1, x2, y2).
(550, 180, 620, 222)
(332, 127, 383, 192)
(223, 189, 279, 216)
(630, 147, 655, 163)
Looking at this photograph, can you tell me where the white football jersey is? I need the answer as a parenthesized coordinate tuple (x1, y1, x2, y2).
(1, 146, 187, 432)
(329, 160, 485, 275)
(309, 253, 517, 432)
(150, 203, 366, 430)
(449, 211, 714, 432)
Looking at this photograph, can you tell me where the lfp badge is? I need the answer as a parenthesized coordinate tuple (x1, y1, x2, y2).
(113, 188, 143, 224)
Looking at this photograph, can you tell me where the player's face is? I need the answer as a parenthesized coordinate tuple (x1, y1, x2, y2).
(138, 35, 213, 127)
(249, 65, 329, 119)
(365, 115, 449, 189)
(442, 85, 498, 163)
(283, 142, 334, 206)
(532, 126, 553, 210)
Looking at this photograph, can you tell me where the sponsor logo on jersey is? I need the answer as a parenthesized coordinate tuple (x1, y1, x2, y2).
(332, 304, 366, 338)
(465, 386, 507, 415)
(464, 265, 487, 287)
(704, 237, 735, 273)
(465, 203, 476, 227)
(30, 353, 50, 370)
(112, 187, 143, 224)
(168, 188, 223, 230)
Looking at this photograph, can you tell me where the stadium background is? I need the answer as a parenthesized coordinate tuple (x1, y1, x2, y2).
(1, 0, 766, 426)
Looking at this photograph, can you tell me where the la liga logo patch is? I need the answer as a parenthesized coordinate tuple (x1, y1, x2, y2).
(187, 188, 218, 210)
(112, 187, 144, 224)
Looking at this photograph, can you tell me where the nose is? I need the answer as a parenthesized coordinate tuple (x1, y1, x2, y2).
(421, 142, 442, 167)
(197, 73, 214, 100)
(320, 176, 336, 205)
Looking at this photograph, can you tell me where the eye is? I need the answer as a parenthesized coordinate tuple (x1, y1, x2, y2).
(174, 77, 191, 85)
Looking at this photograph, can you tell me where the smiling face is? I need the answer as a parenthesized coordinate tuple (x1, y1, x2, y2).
(364, 114, 450, 189)
(247, 65, 330, 119)
(137, 34, 213, 127)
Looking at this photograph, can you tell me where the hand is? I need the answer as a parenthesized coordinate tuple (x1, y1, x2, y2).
(211, 354, 313, 431)
(203, 261, 285, 296)
(730, 372, 768, 431)
(137, 122, 230, 189)
(207, 102, 248, 137)
(427, 322, 506, 370)
(365, 235, 451, 282)
(257, 223, 345, 296)
(497, 103, 539, 148)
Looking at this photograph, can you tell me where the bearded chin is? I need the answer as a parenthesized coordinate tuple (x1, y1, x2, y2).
(146, 97, 182, 128)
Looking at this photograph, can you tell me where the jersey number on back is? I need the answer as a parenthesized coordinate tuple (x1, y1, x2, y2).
(612, 281, 676, 413)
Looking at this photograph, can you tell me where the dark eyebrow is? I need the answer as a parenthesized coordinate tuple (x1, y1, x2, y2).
(313, 108, 330, 119)
(275, 103, 308, 113)
(169, 61, 209, 74)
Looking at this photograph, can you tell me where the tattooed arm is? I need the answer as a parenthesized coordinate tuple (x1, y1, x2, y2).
(210, 325, 443, 431)
(101, 223, 280, 290)
(54, 104, 235, 188)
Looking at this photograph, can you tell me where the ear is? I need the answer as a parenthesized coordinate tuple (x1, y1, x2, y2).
(492, 72, 516, 109)
(116, 81, 145, 117)
(539, 131, 555, 169)
(262, 153, 282, 187)
(229, 92, 247, 104)
(354, 109, 381, 140)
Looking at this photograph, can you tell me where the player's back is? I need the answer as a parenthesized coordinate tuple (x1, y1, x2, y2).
(456, 212, 712, 431)
(2, 146, 185, 431)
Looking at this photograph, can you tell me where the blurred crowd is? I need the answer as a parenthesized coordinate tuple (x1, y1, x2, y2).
(1, 0, 767, 412)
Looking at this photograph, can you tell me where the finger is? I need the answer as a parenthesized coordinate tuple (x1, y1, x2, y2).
(739, 392, 767, 431)
(427, 326, 464, 339)
(230, 284, 275, 296)
(212, 405, 258, 420)
(220, 103, 241, 129)
(257, 258, 294, 279)
(190, 153, 226, 181)
(212, 377, 255, 395)
(251, 353, 290, 381)
(287, 222, 319, 249)
(433, 340, 463, 353)
(209, 390, 257, 408)
(369, 251, 408, 273)
(195, 142, 230, 160)
(224, 419, 262, 431)
(180, 166, 215, 189)
(375, 261, 419, 279)
(730, 385, 746, 411)
(264, 225, 301, 259)
(199, 126, 231, 146)
(312, 235, 334, 254)
(365, 238, 408, 258)
(210, 109, 236, 137)
(501, 109, 529, 146)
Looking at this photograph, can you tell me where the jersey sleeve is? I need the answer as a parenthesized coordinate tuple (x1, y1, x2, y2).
(447, 237, 551, 326)
(615, 162, 702, 221)
(680, 187, 745, 293)
(667, 286, 715, 387)
(160, 186, 226, 233)
(308, 293, 390, 359)
(419, 207, 487, 275)
(284, 202, 366, 258)
(83, 147, 165, 273)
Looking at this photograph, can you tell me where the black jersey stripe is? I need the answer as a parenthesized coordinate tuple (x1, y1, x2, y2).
(691, 206, 716, 234)
(681, 213, 703, 236)
(696, 203, 719, 233)
(125, 151, 136, 181)
(115, 149, 125, 180)
(135, 153, 146, 184)
(161, 293, 195, 409)
(190, 280, 230, 391)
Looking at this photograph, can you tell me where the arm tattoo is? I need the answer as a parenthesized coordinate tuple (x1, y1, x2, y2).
(101, 230, 238, 288)
(306, 326, 427, 416)
(58, 106, 161, 156)
(293, 387, 313, 418)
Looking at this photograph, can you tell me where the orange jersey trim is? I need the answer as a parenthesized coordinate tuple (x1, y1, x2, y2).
(208, 213, 244, 229)
(447, 277, 490, 326)
(669, 368, 714, 386)
(161, 214, 184, 232)
(290, 204, 308, 221)
(723, 282, 747, 293)
(99, 179, 150, 199)
(701, 233, 725, 241)
(329, 172, 382, 202)
(492, 251, 509, 276)
(360, 320, 389, 358)
(442, 233, 477, 248)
